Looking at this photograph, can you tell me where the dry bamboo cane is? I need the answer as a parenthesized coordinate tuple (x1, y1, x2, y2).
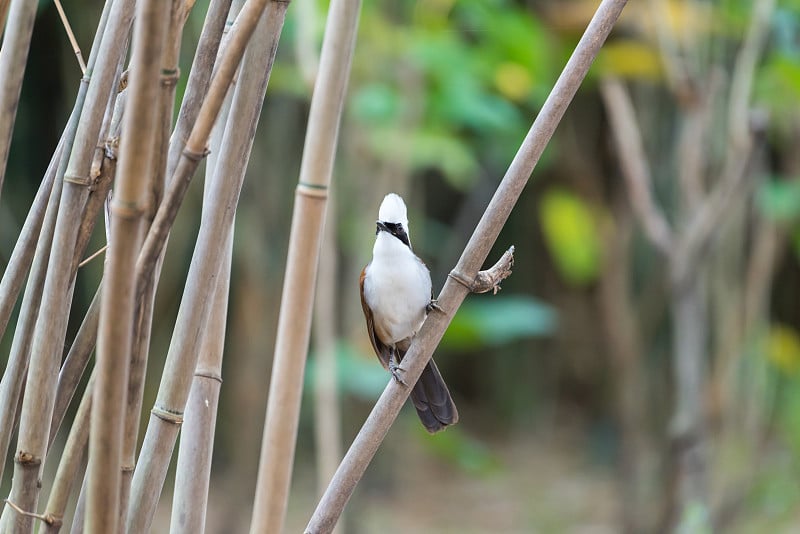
(40, 373, 95, 534)
(0, 0, 135, 528)
(0, 0, 38, 199)
(0, 0, 114, 473)
(0, 138, 60, 340)
(312, 195, 343, 534)
(125, 3, 289, 531)
(249, 0, 360, 531)
(118, 0, 193, 524)
(304, 0, 629, 531)
(85, 0, 171, 528)
(0, 0, 10, 42)
(168, 41, 234, 534)
(0, 142, 63, 486)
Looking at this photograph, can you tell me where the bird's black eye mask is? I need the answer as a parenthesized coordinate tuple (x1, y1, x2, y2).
(376, 220, 411, 249)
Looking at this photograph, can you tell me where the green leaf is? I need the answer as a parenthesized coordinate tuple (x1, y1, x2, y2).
(305, 342, 388, 400)
(756, 179, 800, 222)
(351, 83, 402, 125)
(539, 188, 603, 285)
(416, 424, 501, 475)
(441, 295, 556, 351)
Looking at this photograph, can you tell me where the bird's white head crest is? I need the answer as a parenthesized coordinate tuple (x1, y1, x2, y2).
(378, 193, 409, 228)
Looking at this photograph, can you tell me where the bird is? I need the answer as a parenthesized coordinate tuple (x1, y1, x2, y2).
(359, 193, 458, 433)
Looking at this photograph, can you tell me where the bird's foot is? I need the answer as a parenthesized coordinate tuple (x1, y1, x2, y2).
(389, 356, 407, 387)
(426, 299, 443, 314)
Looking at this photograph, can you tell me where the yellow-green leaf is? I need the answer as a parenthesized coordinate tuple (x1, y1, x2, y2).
(765, 324, 800, 376)
(539, 189, 603, 285)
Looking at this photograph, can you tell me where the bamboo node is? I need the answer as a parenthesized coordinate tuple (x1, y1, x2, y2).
(64, 172, 92, 187)
(15, 451, 41, 466)
(111, 199, 145, 220)
(118, 70, 129, 92)
(151, 406, 184, 425)
(121, 464, 135, 473)
(183, 146, 210, 162)
(3, 499, 57, 525)
(195, 370, 223, 383)
(161, 68, 180, 87)
(297, 182, 329, 199)
(448, 246, 515, 295)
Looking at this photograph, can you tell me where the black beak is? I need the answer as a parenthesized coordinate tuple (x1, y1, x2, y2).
(375, 220, 411, 248)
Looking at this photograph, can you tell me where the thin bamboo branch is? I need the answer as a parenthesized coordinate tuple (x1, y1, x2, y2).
(249, 0, 360, 530)
(85, 0, 171, 527)
(0, 0, 38, 200)
(599, 78, 672, 255)
(53, 0, 86, 74)
(304, 1, 628, 530)
(126, 3, 289, 531)
(0, 0, 135, 527)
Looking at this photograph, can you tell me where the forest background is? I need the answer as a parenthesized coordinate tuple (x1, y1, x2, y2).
(2, 0, 800, 531)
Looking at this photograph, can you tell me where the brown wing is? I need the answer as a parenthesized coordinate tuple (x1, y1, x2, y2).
(360, 265, 391, 370)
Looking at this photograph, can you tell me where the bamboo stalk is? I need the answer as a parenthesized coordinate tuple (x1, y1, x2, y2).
(312, 196, 343, 534)
(126, 3, 289, 531)
(249, 0, 360, 531)
(169, 224, 234, 534)
(304, 1, 628, 530)
(85, 0, 171, 528)
(48, 287, 101, 448)
(0, 0, 135, 528)
(0, 142, 63, 486)
(0, 0, 38, 200)
(168, 36, 235, 534)
(118, 0, 193, 523)
(40, 374, 95, 534)
(0, 138, 61, 341)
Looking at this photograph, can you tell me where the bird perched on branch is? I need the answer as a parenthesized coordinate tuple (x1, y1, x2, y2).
(359, 193, 458, 433)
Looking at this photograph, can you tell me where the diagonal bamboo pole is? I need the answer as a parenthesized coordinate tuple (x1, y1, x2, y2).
(0, 0, 135, 526)
(126, 3, 289, 531)
(0, 138, 60, 341)
(40, 373, 95, 534)
(249, 0, 360, 532)
(304, 0, 629, 531)
(0, 0, 38, 200)
(168, 25, 236, 533)
(0, 140, 62, 486)
(85, 0, 171, 528)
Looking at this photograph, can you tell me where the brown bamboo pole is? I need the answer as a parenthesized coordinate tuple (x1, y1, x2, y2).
(0, 138, 60, 341)
(0, 0, 113, 468)
(0, 142, 62, 486)
(125, 3, 289, 531)
(85, 0, 171, 528)
(40, 373, 95, 534)
(0, 0, 135, 527)
(250, 0, 361, 534)
(165, 0, 233, 178)
(0, 0, 10, 41)
(117, 1, 192, 524)
(312, 195, 343, 534)
(305, 0, 629, 530)
(248, 0, 360, 531)
(168, 35, 235, 534)
(0, 0, 38, 200)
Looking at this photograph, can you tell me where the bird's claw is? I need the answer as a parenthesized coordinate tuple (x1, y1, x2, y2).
(426, 299, 443, 314)
(389, 359, 407, 387)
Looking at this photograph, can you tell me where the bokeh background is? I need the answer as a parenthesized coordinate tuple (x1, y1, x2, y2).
(2, 0, 800, 531)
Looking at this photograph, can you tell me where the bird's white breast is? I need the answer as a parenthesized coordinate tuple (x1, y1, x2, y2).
(364, 234, 431, 345)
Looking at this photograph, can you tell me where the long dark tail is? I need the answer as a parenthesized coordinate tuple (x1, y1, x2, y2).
(409, 359, 458, 433)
